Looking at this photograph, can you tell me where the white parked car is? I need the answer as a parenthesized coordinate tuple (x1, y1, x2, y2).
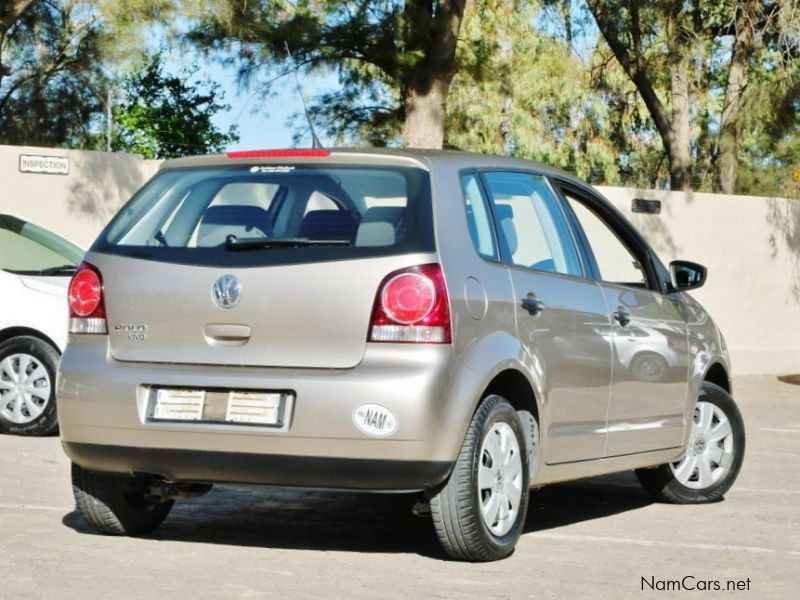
(0, 214, 83, 435)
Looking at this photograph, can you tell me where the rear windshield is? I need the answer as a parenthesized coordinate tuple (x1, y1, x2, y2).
(92, 164, 434, 267)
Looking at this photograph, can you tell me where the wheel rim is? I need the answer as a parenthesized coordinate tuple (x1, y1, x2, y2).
(477, 422, 523, 537)
(640, 357, 664, 378)
(670, 401, 734, 490)
(0, 353, 52, 425)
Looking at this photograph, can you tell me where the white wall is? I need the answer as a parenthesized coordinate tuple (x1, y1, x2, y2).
(1, 145, 797, 375)
(0, 144, 161, 248)
(599, 186, 800, 375)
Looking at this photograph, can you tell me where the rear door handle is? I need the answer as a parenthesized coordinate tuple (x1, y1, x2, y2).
(521, 293, 545, 315)
(613, 308, 631, 327)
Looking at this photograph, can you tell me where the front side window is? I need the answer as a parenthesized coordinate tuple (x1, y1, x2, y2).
(0, 215, 83, 275)
(562, 192, 648, 288)
(481, 171, 582, 276)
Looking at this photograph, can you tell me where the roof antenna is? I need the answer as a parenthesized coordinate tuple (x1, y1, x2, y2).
(285, 42, 323, 149)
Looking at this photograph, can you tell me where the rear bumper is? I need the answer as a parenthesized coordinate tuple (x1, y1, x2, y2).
(62, 442, 452, 491)
(57, 336, 479, 491)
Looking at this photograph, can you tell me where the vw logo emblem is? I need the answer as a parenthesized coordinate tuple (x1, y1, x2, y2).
(212, 275, 241, 309)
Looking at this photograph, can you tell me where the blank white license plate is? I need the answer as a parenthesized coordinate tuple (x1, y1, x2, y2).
(149, 388, 285, 426)
(225, 391, 283, 425)
(152, 389, 206, 421)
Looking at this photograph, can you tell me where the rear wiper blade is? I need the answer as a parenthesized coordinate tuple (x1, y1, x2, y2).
(36, 264, 78, 275)
(154, 230, 169, 247)
(225, 236, 351, 251)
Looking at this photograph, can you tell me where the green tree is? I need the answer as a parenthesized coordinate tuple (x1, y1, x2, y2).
(446, 0, 654, 185)
(735, 73, 800, 197)
(112, 53, 239, 158)
(585, 0, 799, 192)
(0, 1, 37, 71)
(0, 0, 109, 147)
(186, 0, 468, 148)
(0, 0, 175, 148)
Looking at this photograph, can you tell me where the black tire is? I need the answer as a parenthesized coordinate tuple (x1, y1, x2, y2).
(71, 462, 173, 535)
(0, 336, 60, 436)
(636, 382, 745, 503)
(430, 395, 530, 561)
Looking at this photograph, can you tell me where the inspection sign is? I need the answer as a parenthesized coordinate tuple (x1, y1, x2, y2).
(18, 154, 70, 175)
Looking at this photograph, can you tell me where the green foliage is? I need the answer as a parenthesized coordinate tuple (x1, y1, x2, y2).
(112, 53, 239, 158)
(0, 0, 796, 195)
(185, 0, 469, 146)
(0, 0, 109, 147)
(737, 73, 800, 197)
(582, 0, 800, 193)
(0, 0, 178, 148)
(731, 1, 800, 196)
(446, 0, 658, 185)
(185, 0, 403, 144)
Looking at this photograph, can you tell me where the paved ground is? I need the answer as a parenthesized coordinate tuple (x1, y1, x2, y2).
(1, 375, 798, 599)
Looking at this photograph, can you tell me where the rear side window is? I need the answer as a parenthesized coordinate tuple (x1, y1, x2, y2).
(461, 173, 498, 260)
(93, 165, 434, 267)
(481, 172, 582, 277)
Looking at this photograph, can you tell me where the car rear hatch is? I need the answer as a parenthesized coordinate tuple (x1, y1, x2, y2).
(88, 153, 435, 369)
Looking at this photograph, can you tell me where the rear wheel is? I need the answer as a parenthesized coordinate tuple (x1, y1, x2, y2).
(636, 382, 745, 503)
(430, 395, 530, 561)
(71, 463, 173, 535)
(0, 336, 59, 436)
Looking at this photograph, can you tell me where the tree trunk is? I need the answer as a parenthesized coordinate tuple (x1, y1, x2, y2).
(400, 0, 466, 148)
(499, 1, 514, 154)
(587, 0, 694, 191)
(563, 0, 573, 54)
(401, 77, 452, 148)
(663, 7, 693, 191)
(715, 0, 757, 194)
(0, 31, 6, 82)
(669, 56, 692, 190)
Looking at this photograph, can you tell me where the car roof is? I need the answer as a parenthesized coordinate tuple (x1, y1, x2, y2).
(160, 148, 592, 190)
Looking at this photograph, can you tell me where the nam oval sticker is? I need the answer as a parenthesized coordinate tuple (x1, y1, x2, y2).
(352, 403, 398, 437)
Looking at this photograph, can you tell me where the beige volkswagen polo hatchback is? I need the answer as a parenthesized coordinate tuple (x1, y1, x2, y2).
(58, 149, 744, 561)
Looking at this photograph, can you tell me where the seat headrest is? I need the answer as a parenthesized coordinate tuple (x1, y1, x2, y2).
(361, 207, 405, 225)
(493, 204, 517, 257)
(298, 209, 360, 241)
(201, 205, 270, 227)
(493, 203, 514, 222)
(355, 206, 406, 247)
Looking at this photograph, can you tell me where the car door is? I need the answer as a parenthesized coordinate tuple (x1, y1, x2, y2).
(553, 182, 691, 457)
(479, 171, 613, 464)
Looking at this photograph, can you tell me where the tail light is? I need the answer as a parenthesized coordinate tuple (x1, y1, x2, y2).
(369, 264, 451, 344)
(68, 263, 107, 334)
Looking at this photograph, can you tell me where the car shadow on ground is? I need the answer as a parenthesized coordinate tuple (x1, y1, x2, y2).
(525, 471, 652, 533)
(61, 471, 652, 558)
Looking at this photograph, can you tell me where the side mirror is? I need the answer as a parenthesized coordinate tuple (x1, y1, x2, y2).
(669, 260, 707, 292)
